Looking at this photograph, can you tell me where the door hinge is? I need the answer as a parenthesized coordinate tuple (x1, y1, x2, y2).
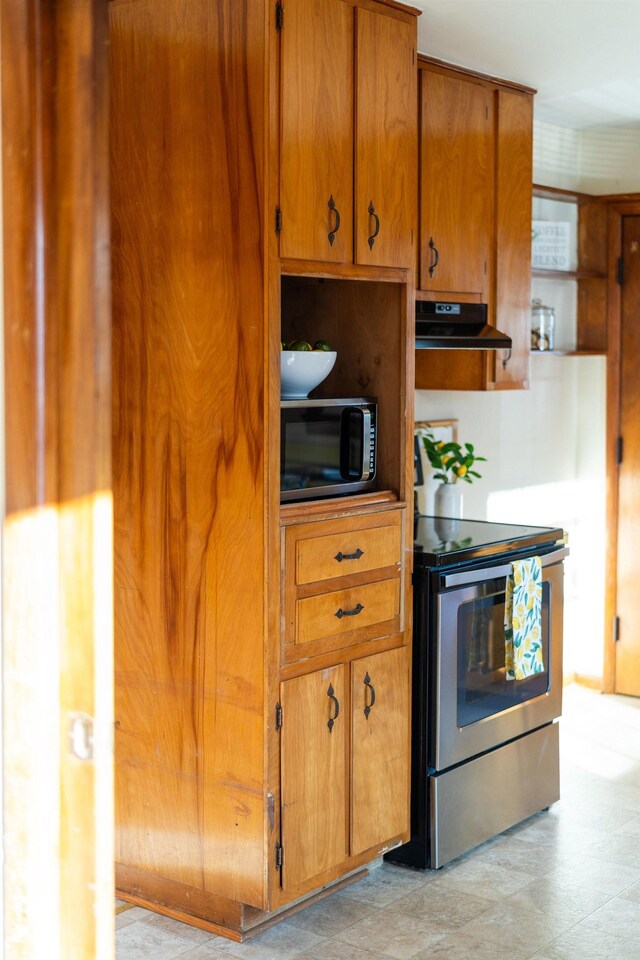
(275, 206, 283, 235)
(614, 615, 621, 643)
(616, 436, 624, 465)
(275, 702, 283, 730)
(618, 256, 624, 285)
(275, 842, 284, 869)
(275, 2, 284, 30)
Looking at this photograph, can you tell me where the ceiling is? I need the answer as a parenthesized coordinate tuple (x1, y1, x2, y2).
(413, 0, 640, 129)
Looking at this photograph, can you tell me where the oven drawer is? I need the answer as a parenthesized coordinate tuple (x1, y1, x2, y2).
(295, 522, 401, 585)
(296, 577, 401, 646)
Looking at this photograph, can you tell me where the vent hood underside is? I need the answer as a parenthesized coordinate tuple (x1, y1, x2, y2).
(415, 300, 512, 351)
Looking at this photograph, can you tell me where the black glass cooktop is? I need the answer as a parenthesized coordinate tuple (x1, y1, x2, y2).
(414, 515, 566, 568)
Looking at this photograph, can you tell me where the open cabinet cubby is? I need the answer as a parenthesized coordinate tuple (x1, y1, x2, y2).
(280, 275, 410, 499)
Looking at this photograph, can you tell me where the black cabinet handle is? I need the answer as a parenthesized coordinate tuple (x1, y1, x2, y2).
(335, 602, 364, 620)
(428, 236, 439, 277)
(328, 195, 341, 247)
(368, 201, 380, 250)
(334, 548, 364, 563)
(502, 348, 512, 370)
(327, 683, 340, 732)
(363, 671, 376, 719)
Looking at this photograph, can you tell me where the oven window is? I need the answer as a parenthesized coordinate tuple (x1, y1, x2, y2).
(457, 582, 550, 727)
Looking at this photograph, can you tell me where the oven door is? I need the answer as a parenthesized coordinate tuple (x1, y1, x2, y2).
(431, 547, 566, 771)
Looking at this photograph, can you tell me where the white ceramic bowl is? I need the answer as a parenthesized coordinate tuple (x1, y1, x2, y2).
(280, 350, 337, 399)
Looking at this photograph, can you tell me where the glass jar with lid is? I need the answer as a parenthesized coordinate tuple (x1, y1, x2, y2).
(531, 298, 556, 351)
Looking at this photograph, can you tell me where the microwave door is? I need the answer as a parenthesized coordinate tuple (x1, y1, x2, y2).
(339, 406, 372, 481)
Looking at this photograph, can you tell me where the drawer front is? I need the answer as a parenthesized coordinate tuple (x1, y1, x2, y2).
(296, 578, 400, 646)
(296, 523, 401, 585)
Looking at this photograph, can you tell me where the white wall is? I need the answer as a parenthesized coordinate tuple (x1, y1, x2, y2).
(415, 355, 606, 681)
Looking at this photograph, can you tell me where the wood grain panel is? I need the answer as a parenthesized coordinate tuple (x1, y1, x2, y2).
(295, 520, 401, 584)
(351, 646, 409, 854)
(615, 215, 640, 696)
(355, 7, 417, 268)
(110, 0, 268, 910)
(280, 666, 348, 889)
(2, 2, 113, 958)
(280, 0, 354, 263)
(420, 68, 492, 294)
(491, 88, 532, 389)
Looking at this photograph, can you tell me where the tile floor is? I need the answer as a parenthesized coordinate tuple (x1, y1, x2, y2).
(116, 685, 640, 959)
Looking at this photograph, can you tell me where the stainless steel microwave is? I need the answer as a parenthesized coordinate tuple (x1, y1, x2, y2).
(280, 398, 377, 502)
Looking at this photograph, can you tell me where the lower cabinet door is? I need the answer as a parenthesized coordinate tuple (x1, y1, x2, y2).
(350, 646, 410, 855)
(280, 665, 348, 890)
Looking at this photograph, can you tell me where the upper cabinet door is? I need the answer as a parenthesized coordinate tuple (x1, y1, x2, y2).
(279, 0, 354, 263)
(420, 69, 492, 293)
(355, 8, 417, 268)
(491, 89, 533, 388)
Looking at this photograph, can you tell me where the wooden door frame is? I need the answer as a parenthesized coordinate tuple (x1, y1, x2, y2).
(1, 1, 113, 957)
(602, 197, 640, 693)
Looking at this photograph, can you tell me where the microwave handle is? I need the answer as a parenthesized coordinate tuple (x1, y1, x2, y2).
(339, 406, 373, 481)
(441, 545, 569, 589)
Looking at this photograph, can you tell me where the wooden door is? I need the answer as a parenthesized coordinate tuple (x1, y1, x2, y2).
(615, 215, 640, 695)
(491, 89, 533, 389)
(279, 0, 354, 263)
(2, 1, 113, 957)
(420, 69, 492, 293)
(280, 666, 348, 889)
(351, 647, 409, 855)
(355, 7, 417, 268)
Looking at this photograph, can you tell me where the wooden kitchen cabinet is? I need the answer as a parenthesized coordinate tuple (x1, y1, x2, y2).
(419, 69, 492, 296)
(280, 664, 349, 890)
(279, 0, 417, 269)
(111, 0, 416, 941)
(280, 646, 409, 891)
(415, 59, 534, 391)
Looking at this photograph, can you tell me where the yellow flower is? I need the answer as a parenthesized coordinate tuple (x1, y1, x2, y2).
(514, 567, 523, 586)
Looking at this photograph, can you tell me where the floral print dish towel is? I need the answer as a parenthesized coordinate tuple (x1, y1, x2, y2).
(504, 556, 544, 680)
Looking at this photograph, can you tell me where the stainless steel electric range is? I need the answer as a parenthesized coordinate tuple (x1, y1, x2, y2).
(387, 515, 568, 870)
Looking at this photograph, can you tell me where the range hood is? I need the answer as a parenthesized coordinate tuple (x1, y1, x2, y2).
(415, 300, 512, 350)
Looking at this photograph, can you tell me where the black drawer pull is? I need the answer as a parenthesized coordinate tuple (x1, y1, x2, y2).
(327, 683, 340, 732)
(334, 548, 364, 563)
(364, 672, 376, 719)
(335, 602, 364, 620)
(428, 236, 439, 277)
(328, 195, 341, 247)
(368, 201, 380, 249)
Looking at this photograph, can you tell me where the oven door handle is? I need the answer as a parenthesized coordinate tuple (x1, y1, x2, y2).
(441, 545, 569, 589)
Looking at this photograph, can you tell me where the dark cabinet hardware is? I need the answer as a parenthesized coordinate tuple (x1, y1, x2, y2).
(428, 236, 439, 277)
(328, 195, 341, 247)
(335, 602, 364, 619)
(501, 348, 512, 370)
(368, 201, 380, 249)
(363, 672, 376, 719)
(334, 548, 364, 563)
(327, 683, 340, 732)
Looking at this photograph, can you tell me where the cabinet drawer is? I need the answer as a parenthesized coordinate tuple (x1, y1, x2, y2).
(296, 523, 401, 585)
(296, 578, 400, 646)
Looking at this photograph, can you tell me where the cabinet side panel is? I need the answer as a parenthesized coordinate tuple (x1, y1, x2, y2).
(111, 0, 267, 908)
(492, 89, 532, 388)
